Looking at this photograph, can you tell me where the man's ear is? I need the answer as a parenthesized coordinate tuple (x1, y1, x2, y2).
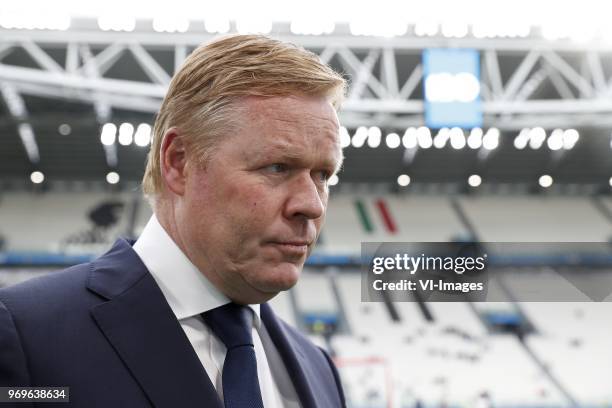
(160, 127, 187, 196)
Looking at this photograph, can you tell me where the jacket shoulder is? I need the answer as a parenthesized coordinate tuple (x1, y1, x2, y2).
(0, 263, 95, 319)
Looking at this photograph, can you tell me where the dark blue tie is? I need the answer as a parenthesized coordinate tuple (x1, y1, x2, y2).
(201, 303, 265, 408)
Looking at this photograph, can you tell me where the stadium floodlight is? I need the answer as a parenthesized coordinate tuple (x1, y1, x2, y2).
(351, 126, 368, 148)
(449, 127, 466, 149)
(609, 176, 612, 187)
(118, 123, 134, 146)
(564, 17, 598, 43)
(482, 128, 500, 150)
(514, 128, 530, 150)
(471, 23, 490, 39)
(385, 133, 401, 149)
(349, 19, 407, 37)
(468, 174, 482, 187)
(425, 72, 480, 104)
(235, 19, 272, 34)
(562, 129, 579, 150)
(529, 127, 546, 149)
(290, 20, 334, 35)
(134, 124, 152, 147)
(601, 25, 612, 44)
(402, 127, 418, 149)
(397, 174, 411, 187)
(441, 21, 468, 38)
(204, 18, 230, 33)
(97, 15, 136, 32)
(516, 25, 531, 38)
(106, 171, 120, 185)
(367, 126, 382, 148)
(339, 126, 351, 148)
(425, 73, 454, 103)
(414, 21, 438, 36)
(473, 21, 531, 39)
(433, 128, 450, 149)
(100, 123, 117, 146)
(541, 21, 570, 41)
(0, 12, 70, 30)
(539, 174, 553, 188)
(467, 128, 483, 149)
(153, 17, 189, 33)
(454, 73, 481, 103)
(58, 124, 71, 136)
(30, 171, 44, 184)
(416, 127, 433, 149)
(328, 174, 339, 186)
(547, 129, 564, 151)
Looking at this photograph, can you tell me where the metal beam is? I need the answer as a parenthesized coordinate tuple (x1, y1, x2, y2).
(17, 123, 41, 164)
(543, 62, 575, 100)
(542, 51, 594, 97)
(79, 45, 116, 169)
(2, 33, 612, 132)
(0, 64, 166, 98)
(479, 82, 492, 101)
(484, 50, 503, 98)
(502, 50, 540, 101)
(14, 82, 162, 113)
(586, 51, 606, 95)
(78, 42, 125, 76)
(0, 82, 40, 164)
(381, 46, 399, 98)
(20, 40, 63, 73)
(0, 43, 13, 61)
(174, 45, 187, 74)
(338, 47, 388, 99)
(128, 43, 171, 85)
(398, 64, 422, 100)
(486, 99, 612, 114)
(65, 42, 79, 74)
(4, 29, 612, 52)
(318, 45, 336, 64)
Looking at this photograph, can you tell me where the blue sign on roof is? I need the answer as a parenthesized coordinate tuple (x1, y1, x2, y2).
(423, 48, 483, 129)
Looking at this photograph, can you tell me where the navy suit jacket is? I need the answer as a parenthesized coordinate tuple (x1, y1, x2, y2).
(0, 239, 345, 407)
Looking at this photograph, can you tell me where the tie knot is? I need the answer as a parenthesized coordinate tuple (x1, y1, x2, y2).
(201, 303, 254, 349)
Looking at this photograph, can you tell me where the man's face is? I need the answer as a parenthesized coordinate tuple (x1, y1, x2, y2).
(179, 95, 342, 304)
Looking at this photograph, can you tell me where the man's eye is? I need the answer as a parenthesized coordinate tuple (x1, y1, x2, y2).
(316, 170, 331, 183)
(266, 164, 287, 173)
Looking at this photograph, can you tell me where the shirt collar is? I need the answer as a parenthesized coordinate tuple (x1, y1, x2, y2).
(133, 215, 261, 327)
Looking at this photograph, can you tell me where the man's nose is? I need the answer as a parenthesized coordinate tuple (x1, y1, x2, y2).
(283, 172, 325, 220)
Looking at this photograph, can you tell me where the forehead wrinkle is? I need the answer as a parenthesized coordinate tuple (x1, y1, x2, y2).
(257, 115, 338, 142)
(240, 96, 341, 168)
(247, 98, 339, 133)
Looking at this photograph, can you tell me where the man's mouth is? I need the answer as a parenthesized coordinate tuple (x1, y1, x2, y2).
(267, 241, 310, 256)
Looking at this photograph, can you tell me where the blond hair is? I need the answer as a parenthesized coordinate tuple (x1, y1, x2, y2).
(142, 34, 346, 202)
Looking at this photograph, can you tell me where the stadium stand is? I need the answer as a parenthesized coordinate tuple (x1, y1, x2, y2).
(2, 192, 612, 406)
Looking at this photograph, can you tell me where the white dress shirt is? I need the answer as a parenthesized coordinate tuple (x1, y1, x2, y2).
(133, 215, 301, 408)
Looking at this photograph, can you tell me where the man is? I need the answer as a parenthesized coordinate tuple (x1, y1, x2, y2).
(0, 34, 347, 407)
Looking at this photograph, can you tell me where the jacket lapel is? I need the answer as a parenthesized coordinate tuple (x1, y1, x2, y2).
(87, 239, 222, 408)
(261, 303, 319, 408)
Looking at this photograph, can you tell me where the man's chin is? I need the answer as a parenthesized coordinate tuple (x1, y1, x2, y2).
(251, 263, 302, 293)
